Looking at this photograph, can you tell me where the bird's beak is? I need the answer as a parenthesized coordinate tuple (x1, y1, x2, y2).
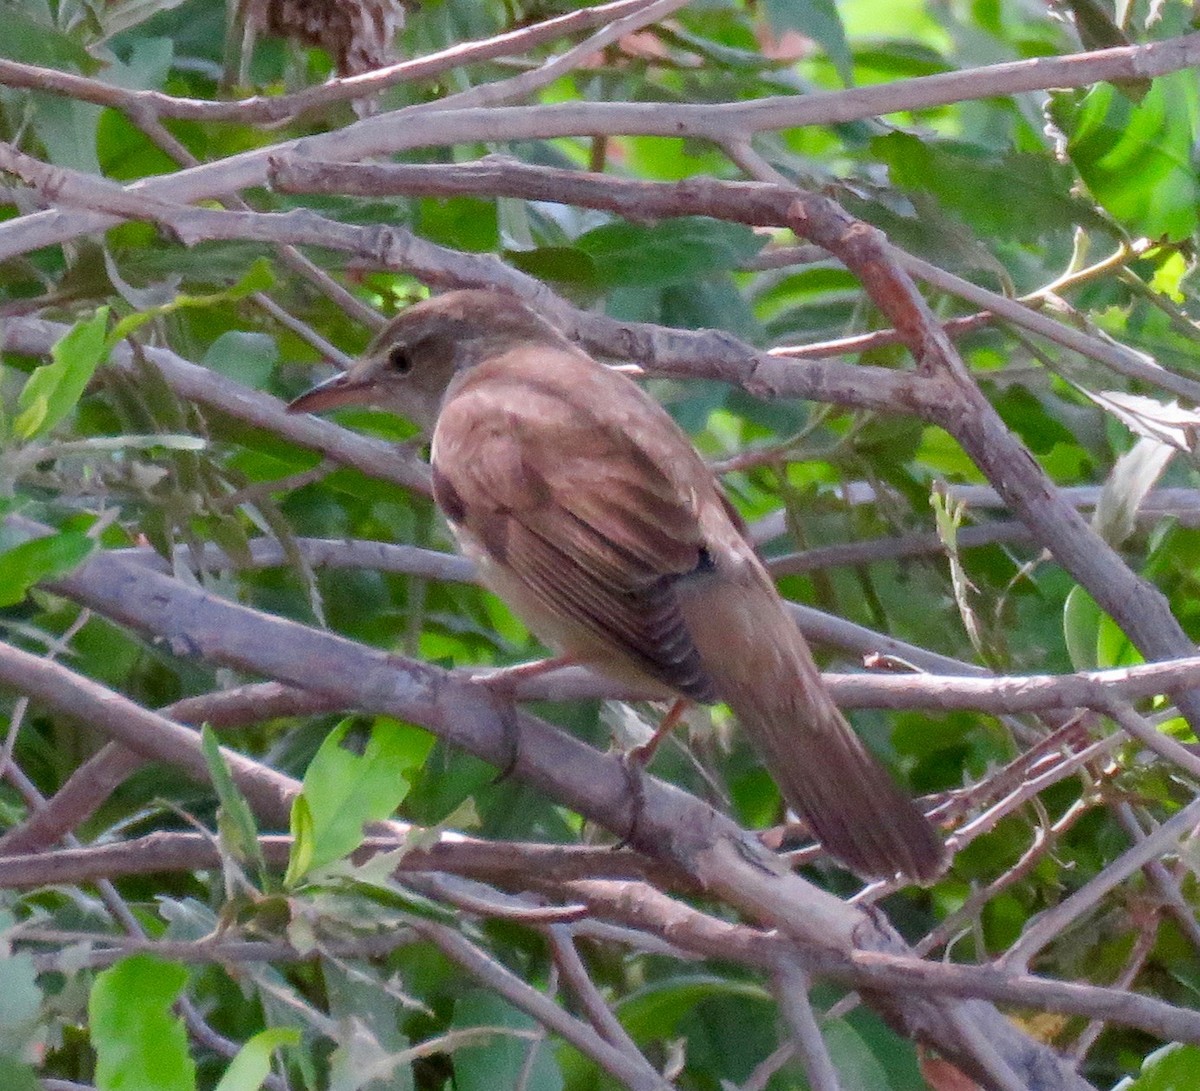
(286, 370, 376, 414)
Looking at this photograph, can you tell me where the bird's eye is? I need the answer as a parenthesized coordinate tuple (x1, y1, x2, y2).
(388, 345, 413, 374)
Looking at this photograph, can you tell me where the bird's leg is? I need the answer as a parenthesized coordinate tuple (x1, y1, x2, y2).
(466, 655, 578, 781)
(628, 698, 691, 768)
(617, 698, 692, 848)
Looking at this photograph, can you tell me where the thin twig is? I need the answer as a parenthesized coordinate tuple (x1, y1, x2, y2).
(411, 919, 669, 1091)
(0, 0, 661, 124)
(547, 925, 641, 1053)
(1065, 903, 1160, 1065)
(772, 959, 841, 1091)
(1002, 796, 1200, 971)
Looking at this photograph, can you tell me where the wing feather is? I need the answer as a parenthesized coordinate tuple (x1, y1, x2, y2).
(432, 351, 720, 701)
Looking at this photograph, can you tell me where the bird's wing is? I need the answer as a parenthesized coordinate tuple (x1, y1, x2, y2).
(431, 355, 722, 700)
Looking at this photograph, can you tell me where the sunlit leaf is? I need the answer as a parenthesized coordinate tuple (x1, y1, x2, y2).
(1114, 1043, 1200, 1090)
(213, 1027, 301, 1091)
(0, 531, 96, 607)
(15, 308, 111, 439)
(285, 719, 411, 884)
(201, 724, 268, 884)
(1050, 74, 1200, 240)
(89, 955, 195, 1091)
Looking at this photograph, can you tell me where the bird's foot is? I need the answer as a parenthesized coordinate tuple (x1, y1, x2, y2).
(615, 749, 648, 850)
(463, 655, 578, 782)
(614, 698, 692, 848)
(486, 697, 523, 784)
(627, 697, 690, 768)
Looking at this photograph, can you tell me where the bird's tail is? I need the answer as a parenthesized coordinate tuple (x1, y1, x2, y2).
(679, 574, 945, 883)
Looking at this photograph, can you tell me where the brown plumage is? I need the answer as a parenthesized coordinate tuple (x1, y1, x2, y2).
(288, 289, 946, 882)
(246, 0, 404, 76)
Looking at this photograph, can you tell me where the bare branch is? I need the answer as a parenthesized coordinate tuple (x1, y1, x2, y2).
(0, 640, 308, 830)
(0, 832, 660, 891)
(0, 0, 661, 124)
(4, 31, 1200, 262)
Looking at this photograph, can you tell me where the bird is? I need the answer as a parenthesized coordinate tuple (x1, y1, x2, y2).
(287, 288, 946, 882)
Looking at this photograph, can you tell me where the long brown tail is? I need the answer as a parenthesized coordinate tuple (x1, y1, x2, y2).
(679, 572, 945, 882)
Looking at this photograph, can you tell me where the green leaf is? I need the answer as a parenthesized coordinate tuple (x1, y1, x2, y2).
(0, 11, 98, 70)
(574, 218, 764, 290)
(874, 133, 1092, 243)
(417, 197, 498, 252)
(226, 257, 276, 298)
(1063, 585, 1101, 672)
(1114, 1043, 1200, 1090)
(574, 975, 771, 1088)
(201, 725, 268, 884)
(1096, 607, 1141, 672)
(0, 1058, 39, 1091)
(0, 952, 42, 1058)
(327, 1014, 414, 1091)
(111, 36, 176, 91)
(823, 1020, 895, 1090)
(30, 93, 103, 174)
(1050, 75, 1200, 240)
(89, 955, 195, 1091)
(623, 136, 730, 182)
(451, 991, 562, 1091)
(201, 331, 279, 389)
(323, 959, 413, 1091)
(12, 396, 47, 440)
(0, 531, 96, 607)
(213, 1027, 301, 1091)
(617, 975, 769, 1039)
(764, 0, 852, 85)
(286, 795, 315, 887)
(15, 308, 111, 439)
(285, 719, 411, 884)
(506, 246, 599, 291)
(1063, 586, 1141, 672)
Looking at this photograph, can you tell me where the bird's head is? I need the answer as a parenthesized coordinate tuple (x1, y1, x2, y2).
(286, 289, 569, 428)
